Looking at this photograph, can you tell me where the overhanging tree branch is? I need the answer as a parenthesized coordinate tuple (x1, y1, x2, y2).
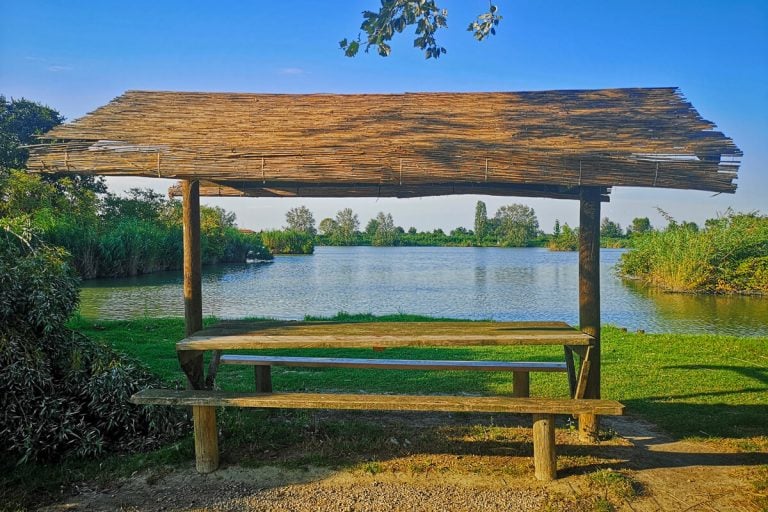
(340, 1, 502, 59)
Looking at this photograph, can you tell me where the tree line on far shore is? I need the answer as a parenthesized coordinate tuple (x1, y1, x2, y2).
(266, 202, 656, 254)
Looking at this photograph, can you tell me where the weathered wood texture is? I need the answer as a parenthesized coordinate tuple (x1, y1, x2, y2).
(254, 366, 272, 393)
(130, 389, 625, 416)
(179, 180, 205, 389)
(177, 320, 593, 351)
(564, 347, 577, 398)
(513, 371, 531, 398)
(578, 412, 600, 444)
(192, 406, 219, 473)
(220, 354, 568, 372)
(579, 187, 602, 440)
(27, 89, 741, 195)
(532, 414, 557, 480)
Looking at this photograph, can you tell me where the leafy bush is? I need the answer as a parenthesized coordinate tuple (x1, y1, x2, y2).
(547, 223, 579, 251)
(0, 222, 186, 463)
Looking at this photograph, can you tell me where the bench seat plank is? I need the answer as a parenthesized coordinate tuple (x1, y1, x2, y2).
(131, 389, 624, 416)
(177, 320, 593, 351)
(220, 354, 568, 372)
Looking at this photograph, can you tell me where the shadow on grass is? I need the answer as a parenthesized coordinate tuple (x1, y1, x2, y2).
(663, 364, 768, 386)
(620, 399, 768, 439)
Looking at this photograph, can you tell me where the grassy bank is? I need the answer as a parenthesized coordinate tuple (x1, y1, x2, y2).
(3, 314, 765, 510)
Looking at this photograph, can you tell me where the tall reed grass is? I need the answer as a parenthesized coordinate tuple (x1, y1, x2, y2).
(618, 212, 768, 294)
(260, 230, 314, 254)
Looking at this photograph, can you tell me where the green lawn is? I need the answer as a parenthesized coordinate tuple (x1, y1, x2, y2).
(68, 313, 768, 439)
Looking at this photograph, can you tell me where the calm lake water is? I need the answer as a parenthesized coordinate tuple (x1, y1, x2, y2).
(79, 246, 768, 336)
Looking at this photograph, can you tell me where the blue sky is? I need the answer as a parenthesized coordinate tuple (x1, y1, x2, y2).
(2, 0, 766, 232)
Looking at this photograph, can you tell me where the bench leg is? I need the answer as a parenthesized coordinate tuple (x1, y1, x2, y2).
(255, 366, 272, 392)
(512, 371, 530, 398)
(532, 413, 557, 481)
(193, 405, 219, 473)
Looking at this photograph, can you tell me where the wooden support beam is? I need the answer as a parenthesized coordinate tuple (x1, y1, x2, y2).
(255, 366, 273, 392)
(512, 371, 530, 397)
(192, 406, 219, 473)
(183, 179, 203, 336)
(564, 347, 577, 398)
(180, 180, 205, 389)
(205, 350, 222, 389)
(574, 347, 593, 399)
(532, 414, 557, 481)
(578, 186, 602, 442)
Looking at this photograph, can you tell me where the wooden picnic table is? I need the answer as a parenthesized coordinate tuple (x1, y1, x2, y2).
(176, 320, 594, 399)
(154, 319, 611, 480)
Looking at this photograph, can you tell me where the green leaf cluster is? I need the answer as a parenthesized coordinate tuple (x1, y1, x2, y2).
(341, 1, 501, 59)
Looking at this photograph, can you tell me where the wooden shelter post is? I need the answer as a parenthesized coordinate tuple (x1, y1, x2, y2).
(578, 186, 601, 441)
(178, 179, 206, 390)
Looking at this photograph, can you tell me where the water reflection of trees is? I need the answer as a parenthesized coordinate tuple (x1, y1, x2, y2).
(622, 279, 768, 336)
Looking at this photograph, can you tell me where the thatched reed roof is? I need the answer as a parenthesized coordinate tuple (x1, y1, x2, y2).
(27, 88, 741, 199)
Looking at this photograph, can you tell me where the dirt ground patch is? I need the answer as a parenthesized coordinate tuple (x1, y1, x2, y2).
(39, 416, 768, 512)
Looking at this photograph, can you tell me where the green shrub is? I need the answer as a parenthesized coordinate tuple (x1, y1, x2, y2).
(0, 223, 186, 463)
(261, 229, 315, 254)
(547, 223, 578, 251)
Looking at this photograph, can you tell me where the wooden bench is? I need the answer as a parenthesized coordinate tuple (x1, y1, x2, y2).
(131, 389, 624, 481)
(220, 354, 567, 397)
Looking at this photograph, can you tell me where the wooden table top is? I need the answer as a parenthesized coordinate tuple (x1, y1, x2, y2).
(176, 320, 593, 351)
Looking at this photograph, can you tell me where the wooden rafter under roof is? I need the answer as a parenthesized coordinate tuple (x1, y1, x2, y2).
(27, 88, 741, 198)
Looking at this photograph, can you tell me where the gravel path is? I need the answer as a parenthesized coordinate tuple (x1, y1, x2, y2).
(45, 471, 574, 512)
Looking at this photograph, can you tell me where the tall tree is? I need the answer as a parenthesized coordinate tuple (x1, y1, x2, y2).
(0, 95, 63, 172)
(372, 211, 397, 246)
(341, 1, 502, 59)
(334, 208, 360, 245)
(0, 95, 105, 194)
(628, 217, 652, 236)
(285, 206, 317, 236)
(600, 217, 623, 238)
(365, 217, 380, 237)
(101, 188, 168, 223)
(318, 217, 338, 236)
(474, 200, 488, 245)
(494, 204, 539, 247)
(553, 219, 561, 237)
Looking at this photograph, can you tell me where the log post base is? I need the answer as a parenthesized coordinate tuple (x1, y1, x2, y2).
(532, 413, 557, 481)
(193, 405, 219, 473)
(578, 413, 600, 443)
